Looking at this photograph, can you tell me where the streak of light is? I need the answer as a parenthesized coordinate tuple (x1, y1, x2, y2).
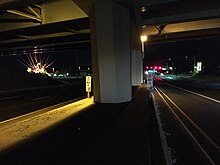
(18, 53, 54, 75)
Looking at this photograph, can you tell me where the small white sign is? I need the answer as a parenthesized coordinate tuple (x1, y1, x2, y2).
(147, 74, 153, 90)
(86, 76, 92, 92)
(197, 62, 202, 72)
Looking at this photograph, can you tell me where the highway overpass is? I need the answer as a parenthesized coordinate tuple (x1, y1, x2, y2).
(0, 0, 220, 103)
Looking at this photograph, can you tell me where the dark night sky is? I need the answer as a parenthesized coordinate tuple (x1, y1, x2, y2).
(1, 37, 220, 73)
(145, 37, 220, 63)
(48, 48, 92, 69)
(144, 37, 220, 72)
(1, 47, 92, 71)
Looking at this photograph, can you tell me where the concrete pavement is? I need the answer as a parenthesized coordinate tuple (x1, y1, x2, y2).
(0, 83, 166, 165)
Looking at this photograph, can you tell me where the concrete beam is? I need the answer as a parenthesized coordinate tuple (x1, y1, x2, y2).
(139, 0, 179, 6)
(142, 8, 220, 26)
(0, 0, 88, 32)
(0, 0, 46, 10)
(6, 9, 42, 22)
(141, 1, 220, 26)
(145, 27, 220, 45)
(142, 18, 220, 35)
(42, 0, 87, 24)
(0, 29, 90, 45)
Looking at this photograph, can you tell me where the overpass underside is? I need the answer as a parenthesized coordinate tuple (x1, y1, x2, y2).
(0, 0, 220, 103)
(140, 1, 220, 44)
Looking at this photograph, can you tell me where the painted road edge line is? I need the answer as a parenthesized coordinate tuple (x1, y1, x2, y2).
(154, 86, 216, 165)
(151, 92, 174, 165)
(155, 86, 220, 149)
(162, 82, 220, 104)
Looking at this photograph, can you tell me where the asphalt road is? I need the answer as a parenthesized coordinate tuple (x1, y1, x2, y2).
(153, 77, 220, 165)
(0, 80, 86, 122)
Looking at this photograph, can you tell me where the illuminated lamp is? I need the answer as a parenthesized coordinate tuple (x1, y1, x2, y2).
(140, 6, 147, 12)
(140, 35, 148, 42)
(27, 68, 32, 73)
(140, 35, 148, 58)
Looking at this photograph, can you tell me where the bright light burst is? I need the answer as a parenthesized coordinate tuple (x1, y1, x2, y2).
(19, 53, 54, 74)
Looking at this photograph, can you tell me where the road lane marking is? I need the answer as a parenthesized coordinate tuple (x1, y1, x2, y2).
(0, 96, 19, 101)
(155, 86, 220, 150)
(154, 87, 217, 165)
(32, 96, 51, 101)
(151, 93, 174, 165)
(161, 81, 220, 104)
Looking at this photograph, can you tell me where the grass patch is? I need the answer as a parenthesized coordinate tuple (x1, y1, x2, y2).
(189, 73, 220, 83)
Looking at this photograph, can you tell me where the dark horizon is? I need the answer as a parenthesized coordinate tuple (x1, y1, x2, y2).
(144, 37, 220, 73)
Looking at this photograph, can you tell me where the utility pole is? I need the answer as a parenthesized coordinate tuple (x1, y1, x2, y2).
(172, 60, 174, 75)
(193, 56, 196, 73)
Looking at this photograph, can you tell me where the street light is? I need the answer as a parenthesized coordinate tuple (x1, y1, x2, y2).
(140, 34, 148, 83)
(140, 34, 148, 58)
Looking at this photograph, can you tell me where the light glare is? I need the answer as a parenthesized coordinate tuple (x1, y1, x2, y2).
(19, 53, 54, 75)
(140, 35, 148, 42)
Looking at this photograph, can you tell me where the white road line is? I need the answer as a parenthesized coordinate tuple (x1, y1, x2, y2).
(151, 92, 174, 165)
(155, 86, 220, 149)
(154, 87, 216, 165)
(0, 96, 19, 101)
(32, 96, 51, 101)
(161, 81, 220, 104)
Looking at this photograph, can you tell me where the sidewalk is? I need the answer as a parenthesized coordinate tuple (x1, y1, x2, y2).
(0, 84, 166, 165)
(81, 84, 166, 165)
(82, 84, 151, 164)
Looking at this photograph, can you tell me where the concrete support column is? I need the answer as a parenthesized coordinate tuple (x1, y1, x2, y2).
(130, 15, 143, 86)
(132, 50, 143, 86)
(90, 0, 131, 103)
